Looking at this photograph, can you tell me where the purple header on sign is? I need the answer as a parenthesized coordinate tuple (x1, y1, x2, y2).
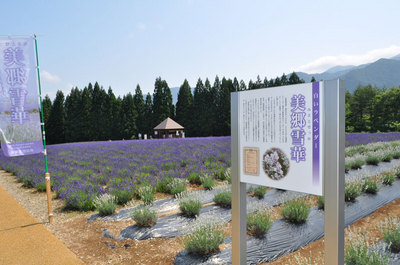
(312, 82, 320, 186)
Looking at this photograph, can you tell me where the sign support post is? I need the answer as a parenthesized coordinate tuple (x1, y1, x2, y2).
(231, 92, 247, 264)
(34, 34, 53, 223)
(323, 80, 345, 264)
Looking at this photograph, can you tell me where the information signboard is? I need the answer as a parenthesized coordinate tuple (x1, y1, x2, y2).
(238, 82, 323, 195)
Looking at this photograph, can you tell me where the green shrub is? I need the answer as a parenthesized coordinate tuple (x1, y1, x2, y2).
(251, 186, 267, 199)
(65, 190, 96, 211)
(392, 151, 400, 159)
(345, 236, 389, 265)
(111, 189, 134, 205)
(225, 168, 232, 184)
(93, 194, 117, 216)
(395, 167, 400, 178)
(179, 198, 202, 218)
(167, 178, 187, 195)
(366, 156, 380, 166)
(280, 199, 309, 224)
(200, 174, 215, 190)
(362, 179, 379, 194)
(184, 222, 224, 255)
(137, 184, 155, 205)
(317, 196, 325, 210)
(382, 153, 393, 162)
(214, 168, 227, 181)
(382, 174, 395, 186)
(345, 183, 361, 202)
(247, 212, 271, 237)
(131, 206, 157, 227)
(188, 172, 202, 185)
(380, 217, 400, 253)
(213, 190, 232, 208)
(156, 178, 170, 193)
(346, 159, 364, 170)
(36, 182, 47, 192)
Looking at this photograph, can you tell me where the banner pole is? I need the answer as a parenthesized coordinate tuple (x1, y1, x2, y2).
(34, 34, 53, 223)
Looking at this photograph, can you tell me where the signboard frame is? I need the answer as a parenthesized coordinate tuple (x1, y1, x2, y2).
(231, 79, 345, 264)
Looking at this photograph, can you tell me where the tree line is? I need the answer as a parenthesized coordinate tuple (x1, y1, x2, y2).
(346, 84, 400, 133)
(43, 72, 400, 145)
(43, 73, 305, 144)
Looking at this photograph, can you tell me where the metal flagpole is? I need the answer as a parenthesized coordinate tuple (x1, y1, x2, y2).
(34, 34, 53, 223)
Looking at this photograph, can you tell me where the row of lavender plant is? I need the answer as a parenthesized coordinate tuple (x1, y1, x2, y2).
(0, 137, 230, 211)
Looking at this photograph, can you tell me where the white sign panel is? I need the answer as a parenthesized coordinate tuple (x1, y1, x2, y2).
(239, 82, 323, 195)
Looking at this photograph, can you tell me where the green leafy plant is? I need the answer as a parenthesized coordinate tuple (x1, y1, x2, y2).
(93, 193, 117, 216)
(392, 151, 400, 159)
(178, 193, 202, 218)
(366, 156, 380, 166)
(214, 168, 227, 181)
(213, 189, 232, 208)
(345, 182, 361, 202)
(137, 184, 155, 205)
(131, 206, 157, 227)
(362, 179, 379, 194)
(346, 159, 364, 170)
(280, 199, 309, 224)
(225, 168, 232, 184)
(382, 153, 393, 162)
(167, 178, 187, 195)
(249, 186, 267, 199)
(187, 172, 202, 185)
(317, 196, 325, 210)
(345, 233, 389, 265)
(200, 174, 215, 190)
(379, 217, 400, 253)
(111, 189, 134, 205)
(381, 174, 395, 186)
(183, 219, 224, 255)
(247, 211, 271, 237)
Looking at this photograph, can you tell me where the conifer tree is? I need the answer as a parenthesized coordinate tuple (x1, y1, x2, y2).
(175, 79, 193, 135)
(47, 90, 66, 144)
(133, 84, 145, 136)
(144, 93, 153, 137)
(121, 93, 137, 139)
(239, 80, 247, 91)
(65, 87, 82, 142)
(280, 73, 288, 86)
(42, 95, 52, 127)
(233, 77, 240, 92)
(80, 87, 92, 141)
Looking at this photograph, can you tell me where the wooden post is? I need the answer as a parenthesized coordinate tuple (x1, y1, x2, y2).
(45, 172, 53, 223)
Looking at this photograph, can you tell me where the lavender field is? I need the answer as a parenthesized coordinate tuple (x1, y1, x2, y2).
(1, 133, 400, 211)
(0, 137, 230, 210)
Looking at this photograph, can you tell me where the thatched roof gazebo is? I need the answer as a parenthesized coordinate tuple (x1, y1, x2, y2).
(154, 117, 184, 139)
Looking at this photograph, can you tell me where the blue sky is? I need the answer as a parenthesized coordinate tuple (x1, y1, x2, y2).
(2, 0, 400, 98)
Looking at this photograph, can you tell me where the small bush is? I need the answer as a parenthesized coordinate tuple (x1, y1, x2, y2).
(112, 189, 134, 205)
(362, 179, 379, 194)
(93, 194, 117, 216)
(345, 183, 361, 202)
(345, 234, 390, 265)
(280, 199, 309, 224)
(184, 220, 224, 255)
(380, 217, 400, 253)
(214, 168, 227, 181)
(395, 167, 400, 178)
(382, 174, 395, 186)
(137, 184, 155, 205)
(131, 206, 157, 227)
(382, 153, 393, 162)
(213, 190, 232, 208)
(200, 174, 215, 190)
(392, 151, 400, 159)
(65, 190, 96, 211)
(247, 212, 271, 237)
(346, 159, 364, 170)
(179, 198, 202, 217)
(317, 196, 325, 210)
(188, 172, 202, 185)
(36, 182, 47, 192)
(251, 186, 267, 199)
(156, 178, 170, 193)
(167, 178, 187, 195)
(366, 156, 380, 166)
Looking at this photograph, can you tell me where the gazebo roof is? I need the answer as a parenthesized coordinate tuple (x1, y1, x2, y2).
(154, 117, 184, 130)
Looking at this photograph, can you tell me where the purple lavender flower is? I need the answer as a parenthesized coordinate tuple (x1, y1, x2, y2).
(262, 148, 290, 180)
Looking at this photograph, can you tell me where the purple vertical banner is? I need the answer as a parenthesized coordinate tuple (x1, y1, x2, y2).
(0, 37, 44, 157)
(312, 82, 320, 186)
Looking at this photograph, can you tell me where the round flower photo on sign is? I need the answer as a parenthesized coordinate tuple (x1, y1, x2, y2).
(262, 148, 290, 180)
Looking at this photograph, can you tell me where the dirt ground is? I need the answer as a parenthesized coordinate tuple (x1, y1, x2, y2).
(1, 170, 399, 265)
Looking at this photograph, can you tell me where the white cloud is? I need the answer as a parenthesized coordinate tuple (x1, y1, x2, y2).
(136, 22, 146, 32)
(41, 70, 61, 83)
(295, 45, 400, 73)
